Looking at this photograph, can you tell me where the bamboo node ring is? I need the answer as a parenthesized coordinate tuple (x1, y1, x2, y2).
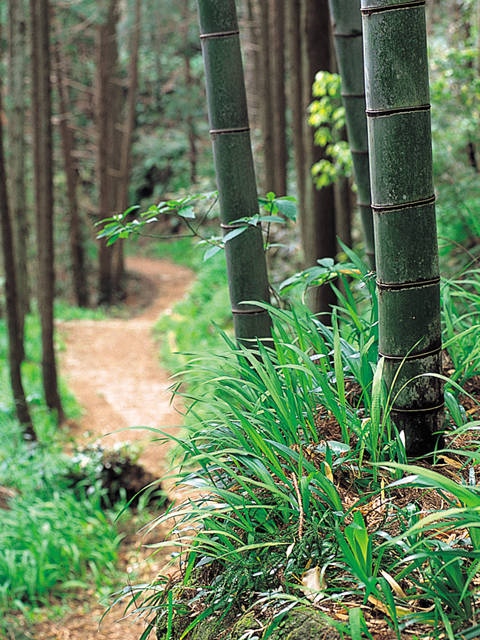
(200, 30, 239, 39)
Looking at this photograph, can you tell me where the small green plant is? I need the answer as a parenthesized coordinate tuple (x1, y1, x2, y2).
(441, 266, 480, 385)
(376, 453, 480, 633)
(0, 414, 122, 623)
(64, 442, 166, 510)
(97, 190, 296, 261)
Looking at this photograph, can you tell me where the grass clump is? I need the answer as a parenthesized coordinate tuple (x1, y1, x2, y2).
(0, 414, 122, 631)
(112, 253, 480, 640)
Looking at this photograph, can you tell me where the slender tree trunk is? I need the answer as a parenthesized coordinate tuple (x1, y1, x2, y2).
(113, 0, 142, 289)
(361, 0, 444, 455)
(334, 177, 352, 248)
(258, 1, 275, 193)
(242, 0, 261, 149)
(269, 0, 287, 196)
(287, 0, 306, 225)
(184, 54, 198, 184)
(196, 0, 271, 344)
(302, 0, 337, 315)
(181, 0, 198, 185)
(7, 0, 30, 352)
(31, 0, 64, 422)
(0, 60, 34, 438)
(329, 0, 375, 267)
(96, 0, 124, 305)
(53, 29, 90, 307)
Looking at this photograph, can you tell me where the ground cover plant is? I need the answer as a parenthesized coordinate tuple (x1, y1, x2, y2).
(0, 311, 158, 636)
(110, 249, 480, 640)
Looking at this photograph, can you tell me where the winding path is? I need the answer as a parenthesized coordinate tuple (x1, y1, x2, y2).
(35, 256, 193, 640)
(59, 256, 193, 478)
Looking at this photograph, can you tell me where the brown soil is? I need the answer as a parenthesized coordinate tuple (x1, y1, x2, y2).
(13, 256, 193, 640)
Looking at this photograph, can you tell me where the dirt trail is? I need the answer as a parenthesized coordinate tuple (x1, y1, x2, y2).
(28, 256, 193, 640)
(59, 256, 192, 478)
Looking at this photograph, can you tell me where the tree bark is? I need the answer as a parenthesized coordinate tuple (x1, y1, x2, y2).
(287, 0, 306, 230)
(113, 0, 142, 290)
(196, 0, 272, 344)
(301, 0, 337, 315)
(0, 62, 34, 438)
(181, 0, 198, 185)
(334, 177, 352, 249)
(258, 1, 275, 193)
(53, 26, 90, 308)
(96, 0, 124, 305)
(7, 0, 30, 352)
(269, 0, 287, 196)
(361, 0, 444, 455)
(31, 0, 64, 422)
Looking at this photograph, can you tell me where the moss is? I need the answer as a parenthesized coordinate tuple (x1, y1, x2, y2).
(156, 610, 236, 640)
(156, 606, 343, 640)
(268, 608, 343, 640)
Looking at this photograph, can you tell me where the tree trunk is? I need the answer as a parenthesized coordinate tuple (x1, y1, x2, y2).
(361, 0, 444, 456)
(258, 1, 275, 193)
(0, 63, 34, 438)
(287, 0, 306, 229)
(269, 0, 287, 196)
(113, 0, 142, 291)
(301, 0, 337, 315)
(53, 28, 90, 308)
(96, 0, 124, 305)
(196, 0, 272, 344)
(181, 0, 198, 185)
(241, 0, 261, 155)
(7, 0, 30, 351)
(329, 0, 375, 267)
(334, 177, 352, 249)
(31, 0, 64, 422)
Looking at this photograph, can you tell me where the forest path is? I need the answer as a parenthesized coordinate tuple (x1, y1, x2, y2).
(59, 256, 192, 479)
(32, 256, 193, 640)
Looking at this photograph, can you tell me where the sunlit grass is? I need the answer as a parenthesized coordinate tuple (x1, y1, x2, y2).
(154, 244, 232, 371)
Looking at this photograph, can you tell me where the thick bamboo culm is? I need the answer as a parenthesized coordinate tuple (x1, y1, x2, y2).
(361, 0, 444, 455)
(196, 0, 271, 344)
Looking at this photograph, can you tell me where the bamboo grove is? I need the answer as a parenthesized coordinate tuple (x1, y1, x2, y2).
(1, 0, 475, 454)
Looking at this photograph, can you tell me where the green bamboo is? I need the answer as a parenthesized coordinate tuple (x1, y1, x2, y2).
(328, 0, 375, 268)
(196, 0, 271, 344)
(361, 0, 444, 455)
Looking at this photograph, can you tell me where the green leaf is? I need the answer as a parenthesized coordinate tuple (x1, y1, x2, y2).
(223, 226, 248, 243)
(203, 244, 222, 261)
(273, 197, 297, 221)
(178, 205, 196, 219)
(385, 464, 480, 509)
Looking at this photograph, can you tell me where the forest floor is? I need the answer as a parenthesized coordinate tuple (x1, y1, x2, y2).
(22, 256, 194, 640)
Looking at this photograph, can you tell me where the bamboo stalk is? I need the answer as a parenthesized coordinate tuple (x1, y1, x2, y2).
(361, 0, 444, 455)
(329, 0, 375, 268)
(196, 0, 271, 344)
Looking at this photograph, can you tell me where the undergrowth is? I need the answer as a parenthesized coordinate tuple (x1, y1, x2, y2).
(0, 314, 151, 635)
(111, 250, 480, 640)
